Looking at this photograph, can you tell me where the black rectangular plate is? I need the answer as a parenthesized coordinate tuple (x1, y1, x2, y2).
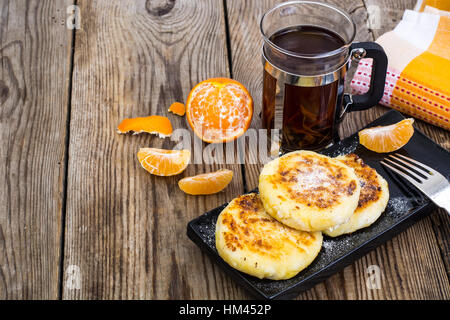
(187, 110, 450, 300)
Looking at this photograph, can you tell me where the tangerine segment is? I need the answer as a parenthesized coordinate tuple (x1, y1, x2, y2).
(137, 148, 190, 176)
(359, 118, 414, 153)
(178, 169, 233, 195)
(118, 115, 173, 137)
(168, 102, 186, 116)
(186, 78, 253, 143)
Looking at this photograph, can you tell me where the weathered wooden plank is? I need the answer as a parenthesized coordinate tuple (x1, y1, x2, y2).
(62, 0, 247, 299)
(226, 0, 449, 299)
(0, 0, 73, 299)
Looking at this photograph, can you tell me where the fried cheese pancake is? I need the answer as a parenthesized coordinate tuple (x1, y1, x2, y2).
(259, 150, 361, 232)
(324, 154, 389, 237)
(216, 193, 322, 280)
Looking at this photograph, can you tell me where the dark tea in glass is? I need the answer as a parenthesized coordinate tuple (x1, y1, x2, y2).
(263, 26, 345, 151)
(261, 1, 388, 154)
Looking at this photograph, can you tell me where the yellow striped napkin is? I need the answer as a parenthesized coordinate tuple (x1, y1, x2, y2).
(351, 1, 450, 130)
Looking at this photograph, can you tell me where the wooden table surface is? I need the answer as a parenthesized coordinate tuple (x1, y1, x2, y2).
(1, 0, 449, 300)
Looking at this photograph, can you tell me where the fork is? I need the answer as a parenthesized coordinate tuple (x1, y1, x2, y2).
(380, 153, 450, 214)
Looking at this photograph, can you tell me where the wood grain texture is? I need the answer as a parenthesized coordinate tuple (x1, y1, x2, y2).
(226, 0, 450, 299)
(0, 0, 73, 299)
(364, 0, 417, 38)
(62, 0, 247, 299)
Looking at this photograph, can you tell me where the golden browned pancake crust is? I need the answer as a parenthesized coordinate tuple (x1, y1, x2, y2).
(216, 193, 323, 280)
(259, 151, 361, 232)
(324, 154, 389, 237)
(221, 194, 317, 257)
(338, 154, 382, 213)
(271, 152, 358, 209)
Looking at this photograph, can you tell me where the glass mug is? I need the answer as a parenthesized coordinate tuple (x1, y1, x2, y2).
(261, 1, 388, 154)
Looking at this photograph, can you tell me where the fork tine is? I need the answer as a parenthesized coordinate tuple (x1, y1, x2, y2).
(389, 154, 428, 178)
(382, 158, 425, 182)
(380, 161, 422, 187)
(392, 153, 435, 175)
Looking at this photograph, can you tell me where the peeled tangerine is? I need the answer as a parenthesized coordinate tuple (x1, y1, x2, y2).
(178, 169, 233, 195)
(358, 118, 414, 153)
(137, 148, 190, 176)
(186, 78, 253, 143)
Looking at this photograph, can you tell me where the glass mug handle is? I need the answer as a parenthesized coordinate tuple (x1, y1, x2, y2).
(341, 42, 388, 117)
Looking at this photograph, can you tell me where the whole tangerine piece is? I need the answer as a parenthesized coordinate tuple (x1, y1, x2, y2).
(186, 78, 253, 143)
